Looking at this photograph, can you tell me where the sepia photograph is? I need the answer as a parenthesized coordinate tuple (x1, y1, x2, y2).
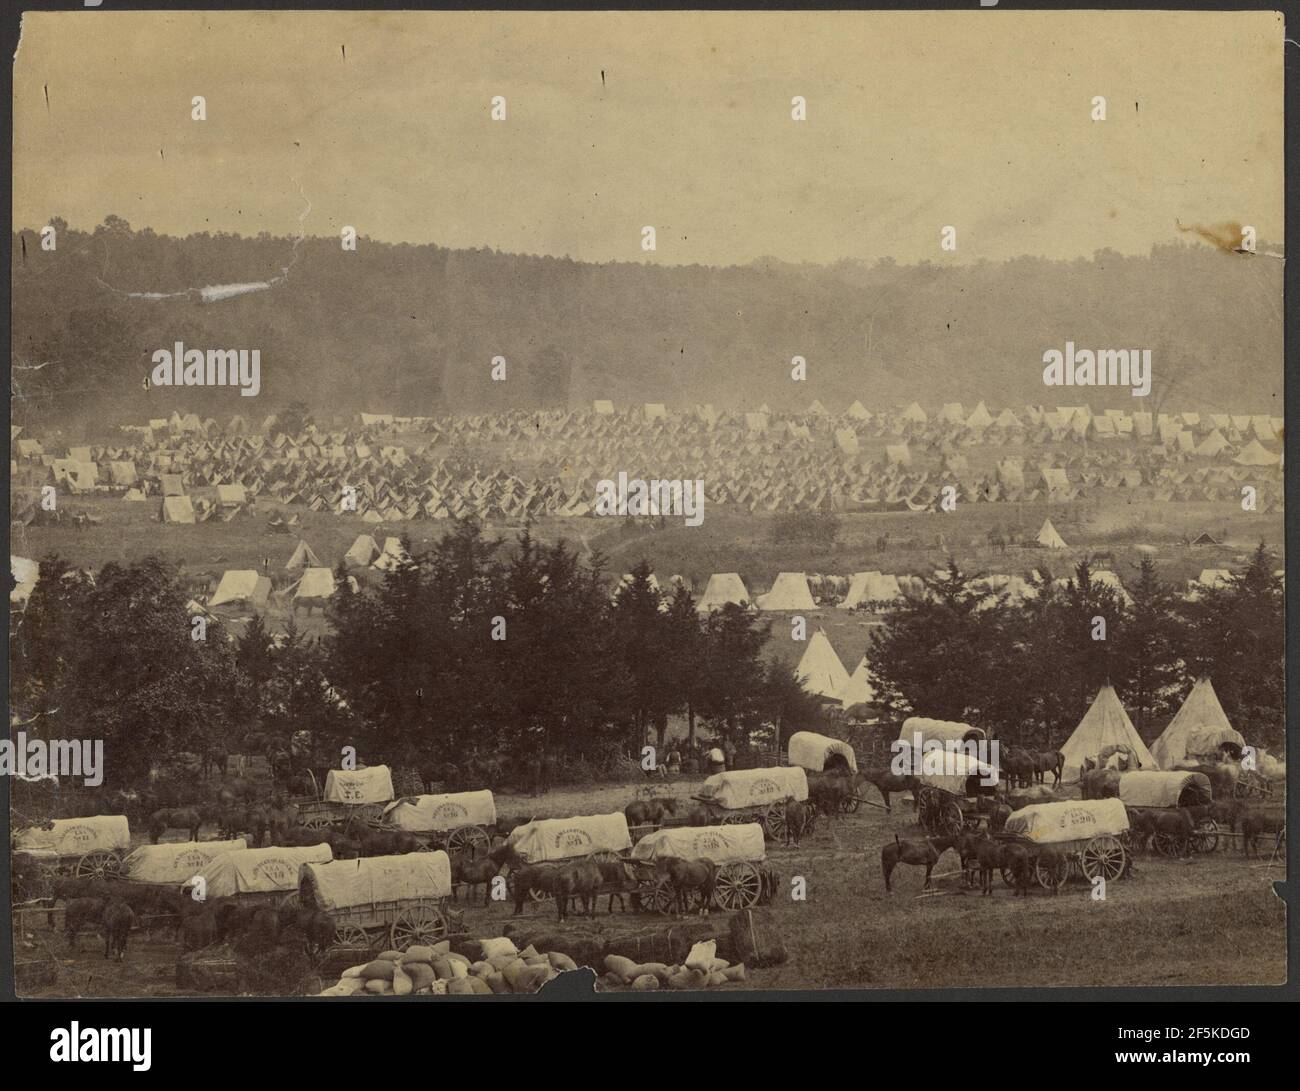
(5, 6, 1290, 1013)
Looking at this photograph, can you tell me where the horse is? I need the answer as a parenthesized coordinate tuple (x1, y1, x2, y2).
(881, 834, 956, 893)
(552, 859, 603, 922)
(1033, 750, 1065, 788)
(148, 807, 203, 844)
(624, 797, 678, 827)
(654, 856, 717, 916)
(783, 800, 811, 846)
(855, 769, 919, 814)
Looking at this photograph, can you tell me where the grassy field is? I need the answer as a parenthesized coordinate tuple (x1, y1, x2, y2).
(17, 775, 1286, 996)
(12, 490, 1282, 605)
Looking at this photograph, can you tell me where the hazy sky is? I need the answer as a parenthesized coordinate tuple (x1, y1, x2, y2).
(13, 10, 1284, 267)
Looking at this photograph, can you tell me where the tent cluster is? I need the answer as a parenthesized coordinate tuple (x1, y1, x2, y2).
(1059, 678, 1244, 781)
(794, 629, 875, 712)
(11, 401, 1283, 524)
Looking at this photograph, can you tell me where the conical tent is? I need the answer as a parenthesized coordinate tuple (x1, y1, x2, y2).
(1234, 439, 1280, 466)
(344, 534, 380, 567)
(756, 572, 816, 611)
(795, 630, 851, 701)
(839, 571, 902, 609)
(1036, 518, 1068, 549)
(1059, 685, 1156, 782)
(696, 573, 751, 613)
(1151, 677, 1244, 770)
(209, 570, 270, 609)
(840, 656, 876, 710)
(286, 540, 323, 570)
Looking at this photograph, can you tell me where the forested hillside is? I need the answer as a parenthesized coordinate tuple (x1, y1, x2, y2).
(11, 218, 1282, 429)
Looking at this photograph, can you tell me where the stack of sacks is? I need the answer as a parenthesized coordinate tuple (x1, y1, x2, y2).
(597, 940, 745, 991)
(318, 936, 579, 996)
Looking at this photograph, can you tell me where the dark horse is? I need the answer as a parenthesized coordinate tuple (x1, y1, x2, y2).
(855, 769, 919, 814)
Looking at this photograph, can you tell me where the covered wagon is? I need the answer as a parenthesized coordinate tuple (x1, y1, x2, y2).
(299, 851, 453, 953)
(503, 813, 633, 904)
(628, 823, 776, 912)
(119, 839, 247, 887)
(294, 765, 394, 831)
(898, 717, 986, 748)
(787, 731, 858, 774)
(184, 843, 332, 907)
(692, 766, 808, 840)
(1118, 770, 1218, 855)
(903, 749, 1000, 836)
(13, 815, 131, 889)
(381, 789, 495, 859)
(999, 798, 1131, 888)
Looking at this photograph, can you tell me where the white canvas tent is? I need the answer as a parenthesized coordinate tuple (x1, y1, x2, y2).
(344, 534, 380, 567)
(696, 572, 751, 613)
(839, 571, 902, 609)
(1059, 685, 1156, 782)
(286, 540, 323, 570)
(293, 567, 337, 601)
(1036, 518, 1068, 549)
(756, 572, 816, 611)
(839, 656, 876, 710)
(209, 570, 270, 610)
(1150, 677, 1244, 770)
(795, 629, 851, 700)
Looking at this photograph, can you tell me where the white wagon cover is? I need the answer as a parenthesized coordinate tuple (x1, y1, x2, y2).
(191, 844, 333, 897)
(698, 766, 808, 809)
(630, 824, 765, 866)
(898, 717, 985, 745)
(383, 790, 496, 833)
(787, 731, 858, 773)
(1117, 771, 1212, 808)
(14, 815, 130, 859)
(120, 839, 247, 884)
(506, 813, 632, 863)
(323, 765, 394, 804)
(300, 852, 452, 910)
(1004, 799, 1129, 844)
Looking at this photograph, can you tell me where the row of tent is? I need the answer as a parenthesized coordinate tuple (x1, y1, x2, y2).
(13, 399, 1281, 523)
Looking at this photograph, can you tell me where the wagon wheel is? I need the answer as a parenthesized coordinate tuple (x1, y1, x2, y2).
(938, 801, 965, 837)
(648, 878, 676, 916)
(1190, 819, 1219, 854)
(720, 812, 748, 826)
(446, 824, 491, 861)
(764, 804, 786, 842)
(301, 814, 333, 831)
(390, 903, 448, 951)
(331, 922, 373, 953)
(1036, 855, 1070, 891)
(1080, 835, 1127, 882)
(1152, 832, 1183, 857)
(842, 796, 860, 814)
(916, 790, 933, 827)
(1000, 865, 1017, 887)
(713, 862, 763, 911)
(75, 851, 121, 880)
(279, 892, 301, 909)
